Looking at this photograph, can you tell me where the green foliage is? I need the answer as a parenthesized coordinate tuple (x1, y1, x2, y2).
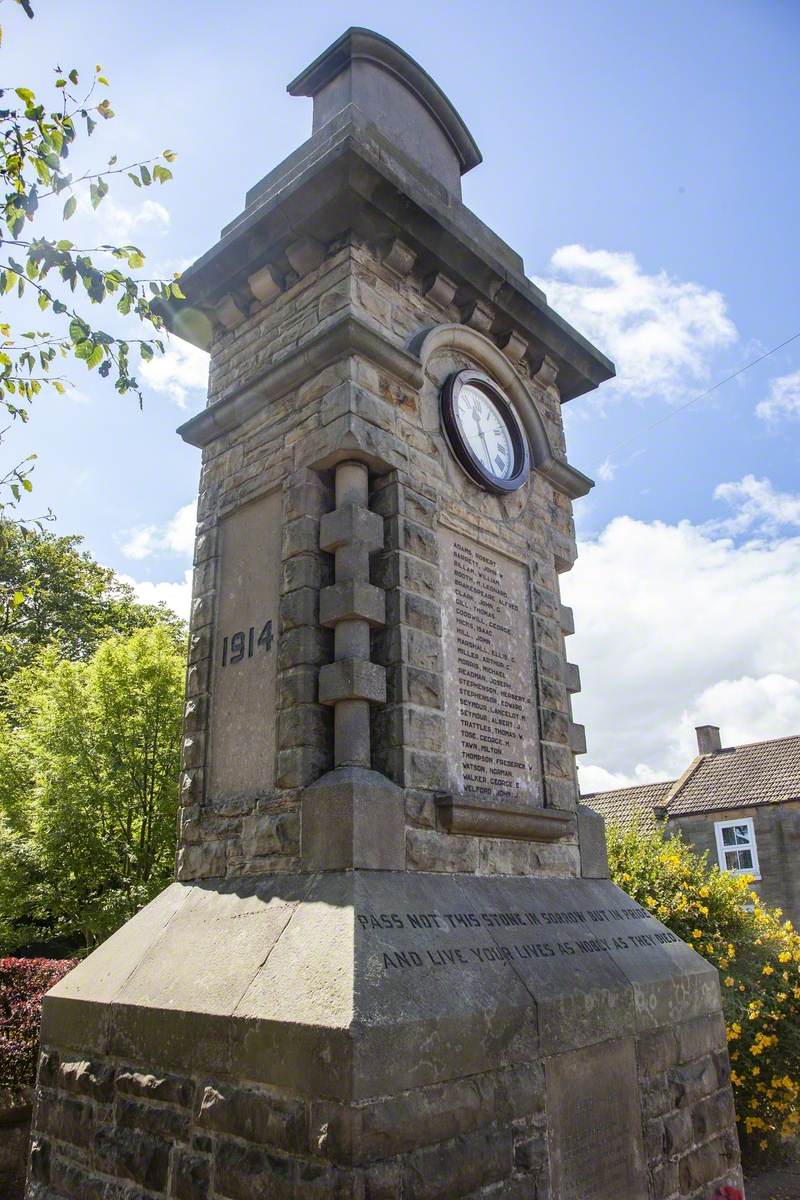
(0, 525, 186, 951)
(607, 822, 800, 1164)
(0, 521, 185, 687)
(0, 3, 181, 519)
(0, 625, 184, 952)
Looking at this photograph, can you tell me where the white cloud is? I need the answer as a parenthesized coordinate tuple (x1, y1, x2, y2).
(755, 369, 800, 422)
(712, 474, 800, 535)
(120, 501, 196, 560)
(597, 456, 616, 483)
(66, 386, 91, 405)
(79, 194, 170, 242)
(564, 497, 800, 787)
(534, 245, 737, 403)
(678, 675, 800, 757)
(580, 762, 672, 794)
(140, 343, 209, 408)
(119, 569, 192, 622)
(148, 255, 196, 279)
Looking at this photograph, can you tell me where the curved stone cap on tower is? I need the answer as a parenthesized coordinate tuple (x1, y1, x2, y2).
(287, 27, 482, 197)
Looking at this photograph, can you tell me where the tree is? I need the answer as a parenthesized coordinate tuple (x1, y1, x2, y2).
(0, 625, 184, 952)
(1, 0, 182, 522)
(607, 822, 800, 1166)
(0, 522, 185, 687)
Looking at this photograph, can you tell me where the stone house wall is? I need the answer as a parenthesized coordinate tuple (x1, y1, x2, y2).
(669, 799, 800, 926)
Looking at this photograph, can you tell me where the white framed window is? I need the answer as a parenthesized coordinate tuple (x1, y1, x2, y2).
(714, 818, 760, 878)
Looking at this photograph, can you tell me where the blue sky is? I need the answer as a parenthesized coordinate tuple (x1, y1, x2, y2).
(5, 0, 800, 787)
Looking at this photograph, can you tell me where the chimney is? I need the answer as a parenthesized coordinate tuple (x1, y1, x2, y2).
(696, 725, 722, 755)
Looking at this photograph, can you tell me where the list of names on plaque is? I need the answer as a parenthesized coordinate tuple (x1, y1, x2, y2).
(441, 528, 541, 799)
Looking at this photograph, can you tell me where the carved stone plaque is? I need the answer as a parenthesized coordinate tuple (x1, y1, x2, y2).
(546, 1038, 647, 1200)
(209, 489, 281, 799)
(440, 527, 542, 800)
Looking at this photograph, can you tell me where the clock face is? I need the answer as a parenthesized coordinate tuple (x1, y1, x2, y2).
(440, 370, 530, 494)
(456, 384, 515, 481)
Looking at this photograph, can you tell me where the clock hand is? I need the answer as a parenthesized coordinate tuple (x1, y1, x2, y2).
(478, 427, 493, 468)
(471, 405, 494, 465)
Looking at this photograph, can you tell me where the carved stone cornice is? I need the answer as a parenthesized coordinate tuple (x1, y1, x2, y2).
(171, 128, 614, 403)
(177, 311, 422, 449)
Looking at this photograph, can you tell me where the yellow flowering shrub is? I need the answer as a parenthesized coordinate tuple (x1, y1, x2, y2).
(607, 822, 800, 1165)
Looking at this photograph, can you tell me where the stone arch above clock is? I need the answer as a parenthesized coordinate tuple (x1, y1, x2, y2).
(409, 321, 592, 500)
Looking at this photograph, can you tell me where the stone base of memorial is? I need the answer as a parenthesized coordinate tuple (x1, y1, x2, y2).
(32, 872, 741, 1199)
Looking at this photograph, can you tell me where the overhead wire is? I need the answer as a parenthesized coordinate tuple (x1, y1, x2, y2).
(595, 329, 800, 471)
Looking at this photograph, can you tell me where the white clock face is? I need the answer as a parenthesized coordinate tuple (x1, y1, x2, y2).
(456, 384, 514, 480)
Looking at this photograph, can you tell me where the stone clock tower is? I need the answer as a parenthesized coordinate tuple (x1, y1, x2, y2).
(29, 30, 742, 1200)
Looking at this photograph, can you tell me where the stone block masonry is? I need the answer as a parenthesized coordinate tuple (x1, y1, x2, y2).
(173, 225, 592, 882)
(28, 871, 743, 1200)
(1, 1095, 30, 1200)
(28, 887, 742, 1200)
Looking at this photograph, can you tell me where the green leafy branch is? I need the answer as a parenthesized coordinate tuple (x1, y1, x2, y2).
(0, 441, 41, 528)
(0, 10, 181, 517)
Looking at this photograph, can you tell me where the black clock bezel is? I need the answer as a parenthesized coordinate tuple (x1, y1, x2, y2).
(440, 369, 530, 494)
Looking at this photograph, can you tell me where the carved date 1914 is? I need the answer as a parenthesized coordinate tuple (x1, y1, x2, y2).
(221, 619, 273, 666)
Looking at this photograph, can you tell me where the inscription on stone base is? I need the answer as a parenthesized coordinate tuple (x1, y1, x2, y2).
(546, 1038, 647, 1200)
(441, 526, 541, 800)
(209, 490, 281, 799)
(358, 896, 676, 975)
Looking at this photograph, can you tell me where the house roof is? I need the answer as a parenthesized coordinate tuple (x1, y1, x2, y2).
(581, 732, 800, 827)
(667, 733, 800, 816)
(582, 780, 674, 832)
